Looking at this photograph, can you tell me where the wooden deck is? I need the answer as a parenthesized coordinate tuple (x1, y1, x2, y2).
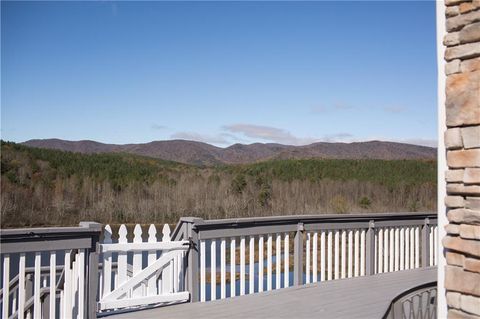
(108, 267, 436, 319)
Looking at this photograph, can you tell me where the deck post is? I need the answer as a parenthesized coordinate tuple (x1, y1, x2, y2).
(366, 220, 375, 276)
(187, 223, 200, 302)
(421, 218, 430, 268)
(294, 223, 304, 286)
(79, 222, 102, 319)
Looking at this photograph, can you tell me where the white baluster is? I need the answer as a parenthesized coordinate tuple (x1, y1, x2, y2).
(394, 228, 400, 271)
(133, 225, 143, 298)
(174, 253, 179, 293)
(334, 231, 340, 279)
(147, 225, 157, 296)
(378, 229, 384, 274)
(347, 230, 353, 278)
(341, 230, 346, 279)
(249, 236, 255, 294)
(397, 228, 405, 270)
(276, 234, 281, 289)
(313, 232, 318, 282)
(321, 231, 326, 281)
(267, 234, 272, 291)
(410, 227, 415, 269)
(221, 238, 226, 299)
(415, 227, 420, 268)
(428, 227, 435, 266)
(400, 228, 405, 271)
(77, 249, 85, 319)
(360, 229, 365, 276)
(258, 236, 264, 292)
(230, 238, 236, 297)
(2, 254, 10, 319)
(103, 225, 113, 298)
(384, 228, 389, 273)
(389, 227, 395, 272)
(327, 231, 333, 281)
(63, 251, 72, 318)
(374, 230, 378, 274)
(34, 252, 41, 319)
(434, 226, 438, 266)
(18, 253, 25, 319)
(72, 256, 78, 319)
(354, 230, 359, 277)
(59, 291, 64, 319)
(405, 228, 410, 270)
(211, 240, 216, 301)
(284, 234, 289, 288)
(240, 236, 245, 296)
(162, 224, 172, 294)
(306, 232, 311, 284)
(117, 225, 128, 294)
(177, 252, 182, 293)
(200, 240, 206, 302)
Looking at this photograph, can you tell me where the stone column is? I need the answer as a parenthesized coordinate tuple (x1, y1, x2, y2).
(442, 1, 480, 317)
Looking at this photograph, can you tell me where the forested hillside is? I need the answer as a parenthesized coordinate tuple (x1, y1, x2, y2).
(1, 141, 437, 227)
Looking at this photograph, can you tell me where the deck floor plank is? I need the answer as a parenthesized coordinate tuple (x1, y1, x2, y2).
(107, 267, 436, 319)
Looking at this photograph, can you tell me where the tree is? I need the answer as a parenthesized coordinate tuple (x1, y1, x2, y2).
(231, 174, 247, 194)
(359, 197, 372, 209)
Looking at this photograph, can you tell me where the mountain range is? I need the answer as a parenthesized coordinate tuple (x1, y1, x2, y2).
(21, 139, 436, 165)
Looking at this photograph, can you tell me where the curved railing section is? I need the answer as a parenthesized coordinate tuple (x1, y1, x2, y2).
(383, 281, 437, 319)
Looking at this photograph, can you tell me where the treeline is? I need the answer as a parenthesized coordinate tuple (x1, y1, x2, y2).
(0, 141, 437, 227)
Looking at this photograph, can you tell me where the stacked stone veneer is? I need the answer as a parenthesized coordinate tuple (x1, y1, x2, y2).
(443, 0, 480, 318)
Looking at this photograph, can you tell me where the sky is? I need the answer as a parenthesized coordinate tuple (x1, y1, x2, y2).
(1, 1, 438, 147)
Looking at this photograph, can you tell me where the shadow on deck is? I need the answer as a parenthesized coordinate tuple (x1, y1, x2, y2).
(109, 267, 437, 319)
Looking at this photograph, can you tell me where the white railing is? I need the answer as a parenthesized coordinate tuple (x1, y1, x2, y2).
(1, 213, 438, 317)
(181, 213, 438, 303)
(97, 223, 190, 314)
(199, 232, 293, 302)
(0, 222, 100, 319)
(304, 225, 438, 282)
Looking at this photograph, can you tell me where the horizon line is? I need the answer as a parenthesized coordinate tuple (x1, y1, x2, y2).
(12, 137, 439, 149)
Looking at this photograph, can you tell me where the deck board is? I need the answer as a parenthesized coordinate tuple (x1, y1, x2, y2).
(107, 267, 436, 319)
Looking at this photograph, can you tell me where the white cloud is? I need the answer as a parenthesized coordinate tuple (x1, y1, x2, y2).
(364, 135, 437, 148)
(171, 131, 230, 145)
(223, 124, 318, 145)
(170, 124, 436, 149)
(395, 138, 437, 148)
(322, 132, 355, 143)
(220, 132, 249, 143)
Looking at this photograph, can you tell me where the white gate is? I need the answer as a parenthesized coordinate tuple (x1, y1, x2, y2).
(98, 224, 190, 313)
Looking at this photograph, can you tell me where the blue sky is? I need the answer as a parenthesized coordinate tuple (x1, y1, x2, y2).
(1, 1, 438, 147)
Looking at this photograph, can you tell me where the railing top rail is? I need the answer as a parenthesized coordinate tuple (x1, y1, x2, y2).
(0, 222, 102, 253)
(174, 212, 437, 240)
(187, 212, 436, 229)
(0, 221, 102, 241)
